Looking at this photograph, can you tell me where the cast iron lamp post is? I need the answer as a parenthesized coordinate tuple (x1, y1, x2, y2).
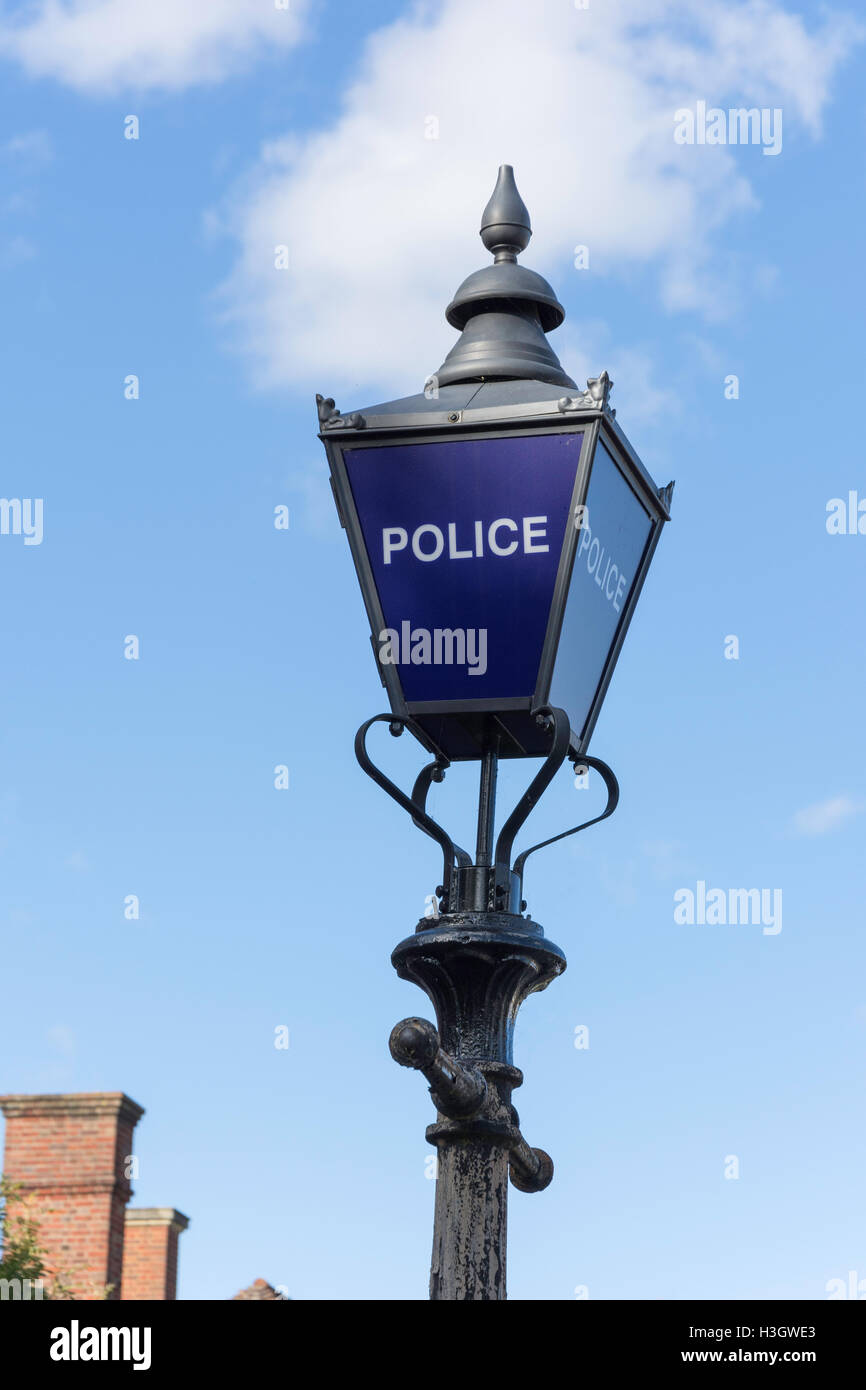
(316, 166, 673, 1300)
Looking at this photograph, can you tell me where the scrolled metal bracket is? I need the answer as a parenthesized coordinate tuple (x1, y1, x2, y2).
(354, 714, 472, 909)
(355, 708, 619, 914)
(494, 706, 572, 872)
(362, 707, 615, 1220)
(490, 707, 619, 904)
(512, 748, 620, 898)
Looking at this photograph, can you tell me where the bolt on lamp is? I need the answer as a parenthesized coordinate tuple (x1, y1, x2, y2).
(316, 165, 673, 1300)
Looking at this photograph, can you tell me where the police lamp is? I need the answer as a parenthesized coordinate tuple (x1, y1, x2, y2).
(314, 166, 676, 1303)
(317, 165, 672, 766)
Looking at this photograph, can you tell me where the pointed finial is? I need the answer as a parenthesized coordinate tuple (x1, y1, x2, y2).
(480, 165, 532, 263)
(434, 164, 575, 389)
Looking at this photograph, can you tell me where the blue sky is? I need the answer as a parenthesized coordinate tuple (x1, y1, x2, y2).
(1, 0, 865, 1300)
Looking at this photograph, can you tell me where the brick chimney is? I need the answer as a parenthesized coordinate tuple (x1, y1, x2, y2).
(122, 1208, 189, 1300)
(0, 1092, 144, 1300)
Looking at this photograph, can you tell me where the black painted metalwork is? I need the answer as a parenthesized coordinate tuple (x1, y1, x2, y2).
(356, 707, 617, 1299)
(354, 713, 471, 913)
(320, 388, 671, 764)
(435, 164, 575, 389)
(356, 707, 617, 916)
(390, 911, 565, 1300)
(319, 166, 672, 1300)
(513, 752, 620, 885)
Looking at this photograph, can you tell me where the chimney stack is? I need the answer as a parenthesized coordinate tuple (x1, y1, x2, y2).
(0, 1092, 143, 1299)
(122, 1208, 190, 1300)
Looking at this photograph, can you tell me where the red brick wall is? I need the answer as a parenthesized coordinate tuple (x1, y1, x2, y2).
(0, 1093, 144, 1300)
(121, 1210, 188, 1300)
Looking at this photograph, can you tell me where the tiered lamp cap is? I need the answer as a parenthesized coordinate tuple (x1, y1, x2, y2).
(436, 165, 574, 388)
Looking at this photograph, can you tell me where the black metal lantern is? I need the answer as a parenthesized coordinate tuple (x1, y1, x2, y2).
(318, 166, 672, 765)
(316, 166, 674, 1301)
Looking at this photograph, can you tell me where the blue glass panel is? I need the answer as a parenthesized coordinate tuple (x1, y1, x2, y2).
(344, 432, 584, 703)
(549, 441, 653, 738)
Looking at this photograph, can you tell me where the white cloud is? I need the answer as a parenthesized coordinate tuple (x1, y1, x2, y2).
(792, 796, 863, 837)
(215, 0, 859, 399)
(1, 129, 53, 162)
(0, 0, 308, 93)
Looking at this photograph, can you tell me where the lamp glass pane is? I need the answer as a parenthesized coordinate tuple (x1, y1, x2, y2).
(344, 431, 585, 704)
(549, 441, 653, 739)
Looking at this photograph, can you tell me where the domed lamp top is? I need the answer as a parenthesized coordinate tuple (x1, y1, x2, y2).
(436, 165, 573, 388)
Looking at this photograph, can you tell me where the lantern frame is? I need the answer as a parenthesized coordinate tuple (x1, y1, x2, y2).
(319, 380, 672, 763)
